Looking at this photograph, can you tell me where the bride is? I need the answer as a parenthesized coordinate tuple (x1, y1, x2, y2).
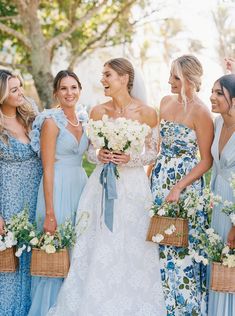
(48, 58, 166, 316)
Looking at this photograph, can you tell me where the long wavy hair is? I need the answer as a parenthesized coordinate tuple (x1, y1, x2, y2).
(0, 69, 36, 143)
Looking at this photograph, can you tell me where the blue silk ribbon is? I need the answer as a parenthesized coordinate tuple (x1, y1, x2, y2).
(99, 162, 118, 232)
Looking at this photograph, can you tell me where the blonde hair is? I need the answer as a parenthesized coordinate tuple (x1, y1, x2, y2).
(104, 58, 134, 93)
(0, 69, 36, 143)
(171, 55, 203, 107)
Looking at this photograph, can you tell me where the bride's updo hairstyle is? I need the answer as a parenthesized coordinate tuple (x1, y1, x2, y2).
(171, 55, 203, 108)
(104, 58, 134, 93)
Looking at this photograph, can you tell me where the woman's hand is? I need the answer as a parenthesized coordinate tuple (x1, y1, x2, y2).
(111, 151, 130, 165)
(225, 57, 235, 74)
(97, 149, 113, 164)
(0, 217, 5, 235)
(43, 213, 57, 235)
(227, 226, 235, 249)
(165, 185, 182, 203)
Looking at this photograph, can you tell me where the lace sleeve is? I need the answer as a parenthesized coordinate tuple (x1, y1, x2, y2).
(125, 127, 159, 167)
(86, 143, 101, 165)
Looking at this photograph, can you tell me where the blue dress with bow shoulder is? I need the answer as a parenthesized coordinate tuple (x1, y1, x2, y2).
(28, 108, 88, 316)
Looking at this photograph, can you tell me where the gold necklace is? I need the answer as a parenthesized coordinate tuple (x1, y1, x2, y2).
(115, 99, 133, 115)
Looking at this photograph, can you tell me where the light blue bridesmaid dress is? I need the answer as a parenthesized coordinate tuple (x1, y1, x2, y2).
(28, 108, 88, 316)
(209, 116, 235, 316)
(0, 134, 42, 316)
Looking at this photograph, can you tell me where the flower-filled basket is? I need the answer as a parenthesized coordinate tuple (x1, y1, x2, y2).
(211, 262, 235, 293)
(30, 248, 69, 278)
(147, 190, 203, 247)
(30, 220, 76, 278)
(191, 227, 235, 293)
(0, 246, 18, 272)
(146, 215, 188, 247)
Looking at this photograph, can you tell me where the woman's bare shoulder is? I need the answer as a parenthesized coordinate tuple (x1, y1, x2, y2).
(89, 102, 110, 120)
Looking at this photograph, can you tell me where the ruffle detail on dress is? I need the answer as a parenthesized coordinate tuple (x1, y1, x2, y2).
(30, 109, 67, 156)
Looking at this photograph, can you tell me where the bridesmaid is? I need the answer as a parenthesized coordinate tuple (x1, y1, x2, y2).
(28, 70, 88, 316)
(151, 55, 214, 315)
(208, 72, 235, 315)
(0, 69, 42, 316)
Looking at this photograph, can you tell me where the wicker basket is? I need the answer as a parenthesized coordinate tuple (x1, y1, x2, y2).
(0, 247, 18, 272)
(146, 215, 188, 247)
(30, 248, 70, 278)
(211, 262, 235, 293)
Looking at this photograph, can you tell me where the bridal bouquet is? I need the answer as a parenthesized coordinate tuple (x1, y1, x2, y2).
(147, 190, 205, 247)
(86, 114, 150, 155)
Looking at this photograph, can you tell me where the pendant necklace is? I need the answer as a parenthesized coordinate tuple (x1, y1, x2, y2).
(115, 99, 133, 115)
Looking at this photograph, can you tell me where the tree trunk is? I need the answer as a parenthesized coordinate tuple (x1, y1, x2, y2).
(15, 0, 54, 108)
(30, 48, 54, 109)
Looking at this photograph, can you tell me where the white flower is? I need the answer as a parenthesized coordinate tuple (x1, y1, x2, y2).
(152, 234, 164, 243)
(0, 241, 6, 251)
(29, 231, 35, 238)
(164, 224, 176, 235)
(27, 245, 31, 252)
(15, 248, 23, 257)
(148, 209, 155, 218)
(230, 213, 235, 225)
(157, 208, 166, 216)
(44, 244, 56, 254)
(30, 237, 39, 246)
(222, 246, 230, 255)
(205, 228, 214, 235)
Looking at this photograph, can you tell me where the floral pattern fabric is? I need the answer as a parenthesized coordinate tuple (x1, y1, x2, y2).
(0, 135, 42, 316)
(151, 119, 208, 316)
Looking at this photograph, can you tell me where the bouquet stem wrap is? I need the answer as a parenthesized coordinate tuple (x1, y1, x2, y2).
(99, 162, 118, 232)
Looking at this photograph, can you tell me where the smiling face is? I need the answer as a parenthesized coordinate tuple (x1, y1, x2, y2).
(100, 65, 128, 97)
(210, 81, 231, 114)
(2, 77, 24, 109)
(55, 76, 80, 109)
(168, 68, 182, 94)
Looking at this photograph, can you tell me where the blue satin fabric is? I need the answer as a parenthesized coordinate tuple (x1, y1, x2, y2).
(100, 162, 118, 231)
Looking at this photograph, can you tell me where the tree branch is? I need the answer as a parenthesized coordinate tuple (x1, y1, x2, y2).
(46, 0, 109, 50)
(0, 15, 20, 21)
(68, 0, 136, 69)
(0, 61, 30, 71)
(0, 21, 32, 48)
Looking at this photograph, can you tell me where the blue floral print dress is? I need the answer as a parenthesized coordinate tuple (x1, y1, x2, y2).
(151, 119, 208, 316)
(0, 134, 42, 316)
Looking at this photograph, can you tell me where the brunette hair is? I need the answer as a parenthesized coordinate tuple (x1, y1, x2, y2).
(104, 58, 134, 93)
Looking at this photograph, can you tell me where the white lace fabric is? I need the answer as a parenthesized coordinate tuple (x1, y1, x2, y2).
(86, 126, 159, 167)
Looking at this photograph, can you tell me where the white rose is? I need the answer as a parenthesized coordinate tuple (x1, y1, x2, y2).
(152, 234, 164, 243)
(30, 237, 39, 246)
(157, 208, 166, 216)
(222, 246, 230, 255)
(15, 248, 23, 257)
(44, 244, 56, 254)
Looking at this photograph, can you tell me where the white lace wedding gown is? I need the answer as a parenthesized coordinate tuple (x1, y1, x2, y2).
(48, 127, 166, 316)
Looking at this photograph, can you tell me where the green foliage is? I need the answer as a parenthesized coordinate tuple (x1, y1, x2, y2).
(83, 156, 95, 177)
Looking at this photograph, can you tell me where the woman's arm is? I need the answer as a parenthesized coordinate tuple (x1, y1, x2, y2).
(0, 216, 5, 235)
(166, 107, 214, 202)
(227, 226, 235, 249)
(40, 119, 58, 234)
